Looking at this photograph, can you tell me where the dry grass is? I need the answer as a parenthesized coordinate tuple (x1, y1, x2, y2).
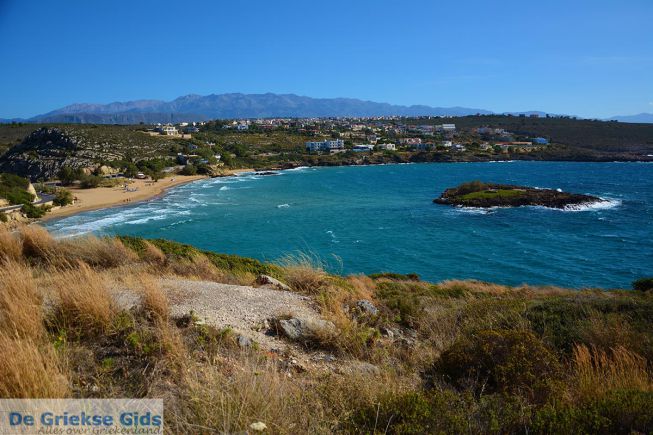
(53, 262, 115, 333)
(57, 236, 138, 268)
(131, 273, 169, 321)
(572, 344, 653, 400)
(141, 240, 167, 264)
(279, 253, 330, 294)
(168, 254, 226, 282)
(19, 224, 57, 260)
(171, 353, 407, 434)
(0, 260, 43, 340)
(0, 229, 23, 262)
(0, 333, 69, 398)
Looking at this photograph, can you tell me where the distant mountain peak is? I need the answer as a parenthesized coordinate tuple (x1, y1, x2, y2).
(28, 93, 493, 124)
(608, 113, 653, 124)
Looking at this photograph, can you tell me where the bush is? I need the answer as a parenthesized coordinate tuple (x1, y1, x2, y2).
(430, 329, 562, 403)
(180, 164, 197, 175)
(57, 166, 85, 186)
(79, 175, 102, 189)
(633, 277, 653, 292)
(0, 212, 7, 223)
(369, 272, 420, 281)
(53, 189, 73, 206)
(533, 390, 653, 434)
(21, 203, 48, 218)
(348, 389, 530, 434)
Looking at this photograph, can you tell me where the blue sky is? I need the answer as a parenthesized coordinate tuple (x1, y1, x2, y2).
(0, 0, 651, 119)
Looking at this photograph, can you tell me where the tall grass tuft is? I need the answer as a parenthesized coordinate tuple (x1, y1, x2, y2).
(573, 344, 652, 400)
(0, 229, 23, 262)
(134, 273, 169, 321)
(53, 262, 115, 334)
(141, 240, 167, 265)
(0, 333, 69, 398)
(20, 225, 56, 260)
(279, 253, 329, 294)
(58, 236, 139, 268)
(0, 260, 43, 340)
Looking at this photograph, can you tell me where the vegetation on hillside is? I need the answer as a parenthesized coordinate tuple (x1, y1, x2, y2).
(0, 172, 33, 205)
(1, 225, 652, 433)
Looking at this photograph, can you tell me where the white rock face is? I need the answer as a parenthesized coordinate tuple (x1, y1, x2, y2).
(26, 183, 39, 202)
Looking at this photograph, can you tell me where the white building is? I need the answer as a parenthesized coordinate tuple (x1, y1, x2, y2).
(376, 143, 396, 151)
(160, 124, 178, 136)
(305, 139, 345, 152)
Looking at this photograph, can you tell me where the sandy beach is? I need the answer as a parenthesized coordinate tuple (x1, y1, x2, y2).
(40, 168, 254, 222)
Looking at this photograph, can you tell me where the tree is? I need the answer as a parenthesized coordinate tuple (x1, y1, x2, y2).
(150, 170, 164, 182)
(180, 164, 197, 176)
(57, 166, 84, 186)
(80, 175, 102, 189)
(123, 163, 139, 178)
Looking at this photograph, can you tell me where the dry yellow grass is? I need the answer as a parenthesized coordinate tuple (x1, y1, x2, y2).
(132, 273, 169, 321)
(168, 253, 226, 282)
(0, 333, 69, 398)
(19, 224, 57, 260)
(0, 260, 43, 340)
(58, 236, 138, 268)
(279, 253, 329, 294)
(53, 262, 115, 332)
(172, 353, 406, 434)
(141, 240, 167, 264)
(572, 344, 653, 400)
(0, 229, 23, 262)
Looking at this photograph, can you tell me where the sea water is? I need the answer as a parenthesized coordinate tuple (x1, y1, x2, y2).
(45, 162, 653, 289)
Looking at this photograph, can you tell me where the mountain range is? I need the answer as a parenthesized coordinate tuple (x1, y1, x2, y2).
(1, 93, 651, 124)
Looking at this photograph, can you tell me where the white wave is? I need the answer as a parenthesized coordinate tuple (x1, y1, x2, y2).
(219, 186, 230, 191)
(453, 206, 494, 215)
(277, 203, 290, 208)
(561, 198, 621, 212)
(284, 166, 309, 171)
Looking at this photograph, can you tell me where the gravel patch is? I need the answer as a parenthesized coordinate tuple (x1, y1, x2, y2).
(159, 278, 322, 349)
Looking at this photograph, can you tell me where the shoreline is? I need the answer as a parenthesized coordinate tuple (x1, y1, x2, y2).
(36, 159, 645, 223)
(39, 168, 254, 223)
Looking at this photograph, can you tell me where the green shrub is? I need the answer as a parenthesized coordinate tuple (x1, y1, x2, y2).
(526, 296, 653, 358)
(369, 272, 420, 281)
(117, 236, 280, 277)
(348, 389, 530, 434)
(180, 164, 197, 176)
(375, 281, 427, 327)
(57, 166, 85, 185)
(21, 203, 48, 218)
(430, 329, 562, 403)
(0, 173, 33, 205)
(53, 189, 73, 206)
(80, 175, 102, 189)
(633, 277, 653, 292)
(533, 390, 653, 434)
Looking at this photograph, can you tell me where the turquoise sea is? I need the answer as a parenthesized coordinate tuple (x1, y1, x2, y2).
(45, 162, 653, 289)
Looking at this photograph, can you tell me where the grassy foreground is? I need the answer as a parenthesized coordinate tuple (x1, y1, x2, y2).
(1, 226, 653, 433)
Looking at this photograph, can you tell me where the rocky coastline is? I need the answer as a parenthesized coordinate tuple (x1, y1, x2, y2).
(434, 181, 604, 209)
